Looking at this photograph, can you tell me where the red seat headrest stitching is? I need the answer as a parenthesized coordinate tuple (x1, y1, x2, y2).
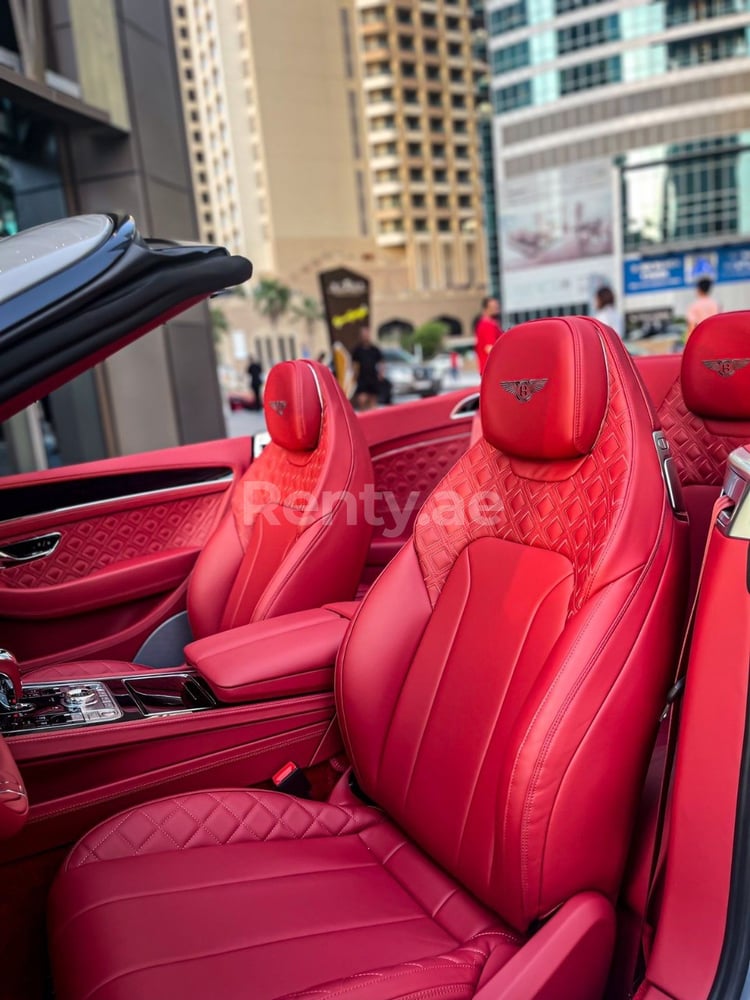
(480, 317, 608, 461)
(682, 311, 750, 421)
(263, 361, 323, 452)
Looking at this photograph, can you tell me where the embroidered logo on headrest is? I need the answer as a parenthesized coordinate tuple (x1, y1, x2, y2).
(269, 400, 288, 415)
(500, 378, 548, 403)
(702, 358, 750, 378)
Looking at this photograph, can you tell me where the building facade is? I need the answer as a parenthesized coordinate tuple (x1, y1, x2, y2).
(0, 0, 224, 475)
(171, 0, 492, 374)
(487, 0, 750, 331)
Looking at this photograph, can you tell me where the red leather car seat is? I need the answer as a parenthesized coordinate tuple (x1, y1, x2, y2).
(47, 319, 686, 999)
(638, 311, 750, 596)
(25, 360, 373, 682)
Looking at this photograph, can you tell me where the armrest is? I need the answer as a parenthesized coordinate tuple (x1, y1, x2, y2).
(184, 605, 355, 704)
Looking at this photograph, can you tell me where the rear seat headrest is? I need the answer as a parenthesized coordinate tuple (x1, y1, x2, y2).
(480, 317, 608, 461)
(682, 312, 750, 421)
(263, 361, 323, 452)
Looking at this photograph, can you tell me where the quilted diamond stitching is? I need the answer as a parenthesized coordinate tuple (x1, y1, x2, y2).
(66, 790, 378, 869)
(372, 435, 471, 531)
(658, 379, 746, 487)
(414, 377, 631, 611)
(232, 410, 329, 549)
(0, 493, 222, 589)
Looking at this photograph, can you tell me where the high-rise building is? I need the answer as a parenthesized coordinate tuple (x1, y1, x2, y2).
(487, 0, 750, 331)
(172, 0, 490, 367)
(0, 0, 223, 475)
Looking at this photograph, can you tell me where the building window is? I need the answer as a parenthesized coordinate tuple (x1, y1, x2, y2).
(401, 61, 417, 77)
(340, 8, 354, 78)
(406, 115, 421, 130)
(429, 117, 444, 133)
(555, 0, 606, 13)
(404, 87, 418, 103)
(457, 169, 470, 183)
(492, 39, 530, 74)
(465, 241, 477, 285)
(399, 33, 415, 51)
(356, 169, 369, 236)
(557, 15, 620, 55)
(458, 193, 472, 208)
(426, 64, 441, 80)
(410, 166, 424, 181)
(424, 38, 439, 54)
(418, 243, 432, 289)
(668, 28, 748, 67)
(412, 193, 426, 207)
(446, 15, 461, 31)
(434, 168, 448, 182)
(436, 193, 450, 208)
(442, 244, 454, 286)
(451, 92, 467, 108)
(414, 218, 428, 232)
(493, 79, 532, 112)
(559, 55, 621, 94)
(432, 142, 446, 157)
(447, 41, 462, 56)
(454, 120, 468, 134)
(428, 91, 442, 107)
(422, 11, 437, 28)
(407, 141, 422, 156)
(396, 6, 413, 23)
(489, 2, 527, 35)
(622, 139, 750, 250)
(438, 219, 451, 232)
(347, 92, 361, 158)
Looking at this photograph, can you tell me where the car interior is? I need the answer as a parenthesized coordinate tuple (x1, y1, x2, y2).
(1, 219, 749, 1000)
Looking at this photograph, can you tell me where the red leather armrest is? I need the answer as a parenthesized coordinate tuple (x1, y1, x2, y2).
(184, 606, 354, 704)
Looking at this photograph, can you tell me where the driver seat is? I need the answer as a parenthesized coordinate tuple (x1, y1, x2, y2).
(48, 318, 686, 1000)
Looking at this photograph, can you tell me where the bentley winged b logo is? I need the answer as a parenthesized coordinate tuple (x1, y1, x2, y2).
(501, 378, 549, 403)
(702, 358, 750, 378)
(269, 400, 288, 415)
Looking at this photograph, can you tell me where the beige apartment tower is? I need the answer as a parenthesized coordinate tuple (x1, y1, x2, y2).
(171, 0, 488, 366)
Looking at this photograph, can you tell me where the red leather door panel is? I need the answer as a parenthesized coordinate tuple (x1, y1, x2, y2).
(0, 437, 252, 670)
(359, 388, 478, 582)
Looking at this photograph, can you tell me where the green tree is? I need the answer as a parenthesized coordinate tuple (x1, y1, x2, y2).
(402, 320, 447, 360)
(210, 305, 229, 345)
(253, 277, 292, 328)
(291, 294, 324, 340)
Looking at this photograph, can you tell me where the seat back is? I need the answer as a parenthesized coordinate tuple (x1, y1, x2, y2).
(188, 361, 373, 638)
(337, 318, 686, 933)
(638, 312, 750, 597)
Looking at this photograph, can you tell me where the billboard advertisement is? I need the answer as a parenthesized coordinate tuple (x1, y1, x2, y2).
(624, 244, 750, 294)
(499, 159, 614, 272)
(318, 267, 371, 354)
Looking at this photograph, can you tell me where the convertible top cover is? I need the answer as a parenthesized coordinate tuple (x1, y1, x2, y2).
(0, 213, 252, 422)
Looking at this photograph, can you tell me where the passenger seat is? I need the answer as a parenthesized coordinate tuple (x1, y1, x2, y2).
(24, 360, 374, 683)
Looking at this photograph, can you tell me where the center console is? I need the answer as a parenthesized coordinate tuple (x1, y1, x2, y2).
(0, 673, 217, 735)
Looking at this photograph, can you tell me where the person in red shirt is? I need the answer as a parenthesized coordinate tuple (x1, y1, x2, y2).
(474, 296, 502, 375)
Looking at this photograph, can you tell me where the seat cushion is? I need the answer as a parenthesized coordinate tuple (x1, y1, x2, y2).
(49, 789, 521, 1000)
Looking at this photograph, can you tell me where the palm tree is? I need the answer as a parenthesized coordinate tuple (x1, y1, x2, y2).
(252, 277, 292, 329)
(291, 294, 324, 341)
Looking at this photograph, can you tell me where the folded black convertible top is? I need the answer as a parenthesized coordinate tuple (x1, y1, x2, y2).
(0, 214, 252, 422)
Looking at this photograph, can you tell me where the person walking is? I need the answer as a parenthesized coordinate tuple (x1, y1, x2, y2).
(593, 286, 625, 338)
(475, 296, 502, 375)
(685, 277, 720, 340)
(351, 326, 383, 411)
(246, 356, 263, 411)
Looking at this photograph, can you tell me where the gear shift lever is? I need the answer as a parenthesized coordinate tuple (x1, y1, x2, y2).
(0, 650, 22, 711)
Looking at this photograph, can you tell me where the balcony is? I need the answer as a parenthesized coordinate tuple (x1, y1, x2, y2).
(373, 179, 403, 196)
(366, 99, 398, 117)
(363, 71, 395, 89)
(377, 230, 407, 247)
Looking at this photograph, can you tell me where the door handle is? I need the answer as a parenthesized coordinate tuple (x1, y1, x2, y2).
(0, 532, 61, 568)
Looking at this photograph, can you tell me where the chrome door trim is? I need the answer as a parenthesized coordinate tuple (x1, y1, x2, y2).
(718, 446, 750, 540)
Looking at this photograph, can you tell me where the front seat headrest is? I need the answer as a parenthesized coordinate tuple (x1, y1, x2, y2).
(480, 317, 608, 461)
(682, 312, 750, 421)
(263, 361, 323, 452)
